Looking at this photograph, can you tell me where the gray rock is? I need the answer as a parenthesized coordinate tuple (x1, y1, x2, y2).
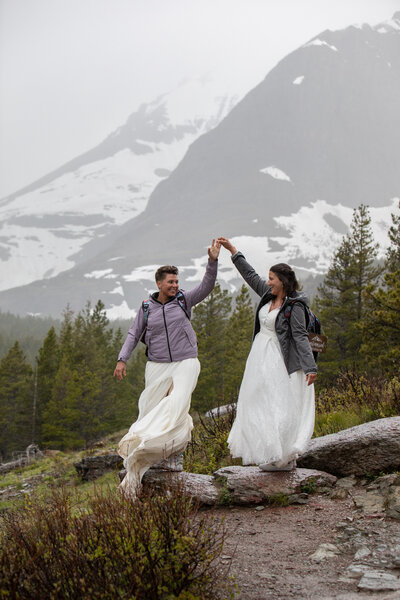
(354, 547, 372, 560)
(330, 488, 349, 500)
(205, 403, 236, 418)
(336, 475, 357, 489)
(358, 571, 400, 592)
(288, 493, 309, 505)
(74, 453, 123, 481)
(213, 466, 336, 505)
(297, 417, 400, 477)
(353, 491, 386, 514)
(339, 563, 372, 581)
(142, 470, 219, 505)
(368, 473, 400, 492)
(387, 487, 400, 520)
(310, 543, 340, 563)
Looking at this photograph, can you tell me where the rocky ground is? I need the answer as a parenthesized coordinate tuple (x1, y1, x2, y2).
(213, 481, 400, 600)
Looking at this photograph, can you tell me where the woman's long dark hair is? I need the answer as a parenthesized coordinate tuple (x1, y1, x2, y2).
(270, 263, 299, 296)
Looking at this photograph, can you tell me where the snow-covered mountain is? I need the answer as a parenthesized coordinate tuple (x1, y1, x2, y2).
(0, 78, 239, 291)
(1, 14, 400, 318)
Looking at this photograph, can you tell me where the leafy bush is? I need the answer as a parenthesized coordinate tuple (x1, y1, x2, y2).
(0, 484, 235, 600)
(184, 408, 241, 474)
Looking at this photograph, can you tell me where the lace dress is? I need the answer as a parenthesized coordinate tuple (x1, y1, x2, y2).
(227, 302, 315, 467)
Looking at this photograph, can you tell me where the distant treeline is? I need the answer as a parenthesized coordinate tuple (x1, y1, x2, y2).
(0, 203, 398, 461)
(0, 311, 133, 365)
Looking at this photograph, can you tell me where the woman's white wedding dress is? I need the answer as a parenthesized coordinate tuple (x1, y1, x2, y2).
(227, 302, 315, 468)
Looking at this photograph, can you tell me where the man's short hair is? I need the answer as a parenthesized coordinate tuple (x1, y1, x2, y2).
(155, 265, 179, 282)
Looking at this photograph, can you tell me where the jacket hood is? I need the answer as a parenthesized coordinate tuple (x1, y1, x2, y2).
(287, 290, 309, 305)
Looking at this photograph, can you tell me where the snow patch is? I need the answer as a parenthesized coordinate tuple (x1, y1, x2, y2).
(260, 166, 291, 182)
(84, 269, 114, 279)
(106, 300, 136, 321)
(305, 39, 338, 52)
(293, 76, 305, 85)
(174, 199, 399, 285)
(123, 265, 159, 282)
(109, 284, 124, 295)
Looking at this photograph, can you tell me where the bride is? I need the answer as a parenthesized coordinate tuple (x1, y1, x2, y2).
(218, 237, 317, 471)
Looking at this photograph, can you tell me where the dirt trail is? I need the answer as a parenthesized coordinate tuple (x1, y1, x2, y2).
(212, 489, 400, 599)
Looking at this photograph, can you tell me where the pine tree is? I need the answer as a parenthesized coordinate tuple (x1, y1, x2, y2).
(224, 285, 254, 403)
(41, 301, 135, 449)
(42, 358, 103, 449)
(36, 327, 59, 444)
(361, 204, 400, 374)
(314, 205, 381, 380)
(386, 200, 400, 272)
(0, 342, 33, 460)
(191, 284, 232, 412)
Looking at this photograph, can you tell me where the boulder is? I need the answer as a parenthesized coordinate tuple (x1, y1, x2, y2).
(213, 466, 336, 505)
(74, 453, 123, 481)
(143, 470, 219, 505)
(297, 417, 400, 477)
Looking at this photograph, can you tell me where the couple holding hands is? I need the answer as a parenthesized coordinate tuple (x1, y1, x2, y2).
(114, 237, 317, 497)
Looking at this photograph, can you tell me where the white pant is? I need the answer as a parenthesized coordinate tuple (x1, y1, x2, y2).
(118, 358, 200, 497)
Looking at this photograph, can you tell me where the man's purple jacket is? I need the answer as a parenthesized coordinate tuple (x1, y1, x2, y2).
(118, 260, 218, 363)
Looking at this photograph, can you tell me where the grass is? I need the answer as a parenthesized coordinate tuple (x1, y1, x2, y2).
(314, 371, 400, 437)
(0, 442, 121, 513)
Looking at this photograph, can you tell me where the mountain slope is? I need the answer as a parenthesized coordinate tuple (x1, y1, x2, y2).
(0, 79, 239, 291)
(1, 15, 399, 317)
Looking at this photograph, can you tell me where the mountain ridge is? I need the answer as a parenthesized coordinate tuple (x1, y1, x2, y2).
(1, 15, 399, 317)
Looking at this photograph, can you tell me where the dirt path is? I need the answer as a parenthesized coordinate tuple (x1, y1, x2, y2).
(211, 489, 400, 599)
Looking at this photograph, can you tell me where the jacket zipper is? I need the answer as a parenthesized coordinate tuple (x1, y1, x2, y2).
(162, 306, 173, 361)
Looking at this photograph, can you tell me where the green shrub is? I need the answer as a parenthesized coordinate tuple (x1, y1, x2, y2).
(265, 493, 289, 507)
(184, 408, 241, 475)
(0, 484, 235, 599)
(314, 371, 400, 436)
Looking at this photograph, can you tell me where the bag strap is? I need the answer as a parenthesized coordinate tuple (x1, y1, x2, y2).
(142, 299, 150, 324)
(176, 291, 190, 319)
(283, 299, 310, 329)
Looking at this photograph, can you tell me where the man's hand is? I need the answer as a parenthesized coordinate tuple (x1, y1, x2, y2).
(208, 239, 221, 261)
(217, 237, 238, 255)
(114, 361, 127, 380)
(306, 373, 317, 386)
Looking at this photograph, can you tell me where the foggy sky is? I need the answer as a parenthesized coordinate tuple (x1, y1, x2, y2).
(0, 0, 399, 198)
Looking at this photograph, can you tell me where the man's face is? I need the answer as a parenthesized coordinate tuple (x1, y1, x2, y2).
(157, 274, 179, 298)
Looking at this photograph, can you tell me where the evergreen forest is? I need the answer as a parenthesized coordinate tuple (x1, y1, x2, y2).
(0, 203, 399, 462)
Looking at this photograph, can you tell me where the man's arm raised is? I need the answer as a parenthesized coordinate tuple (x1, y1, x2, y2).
(184, 239, 220, 308)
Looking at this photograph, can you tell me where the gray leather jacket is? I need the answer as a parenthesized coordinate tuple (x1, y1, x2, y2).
(232, 252, 317, 375)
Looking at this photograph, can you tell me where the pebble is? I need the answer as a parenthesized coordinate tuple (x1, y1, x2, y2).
(255, 505, 265, 511)
(354, 547, 372, 560)
(310, 543, 340, 563)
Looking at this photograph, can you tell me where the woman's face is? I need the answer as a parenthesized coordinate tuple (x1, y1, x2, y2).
(268, 271, 284, 296)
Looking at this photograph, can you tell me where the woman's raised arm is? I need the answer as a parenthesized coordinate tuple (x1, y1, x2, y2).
(218, 237, 268, 297)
